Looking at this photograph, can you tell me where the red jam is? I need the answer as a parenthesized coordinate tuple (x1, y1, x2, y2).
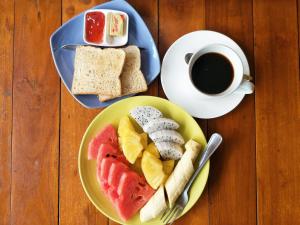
(85, 11, 105, 43)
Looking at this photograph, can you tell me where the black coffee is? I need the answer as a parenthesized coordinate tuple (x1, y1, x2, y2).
(191, 53, 233, 94)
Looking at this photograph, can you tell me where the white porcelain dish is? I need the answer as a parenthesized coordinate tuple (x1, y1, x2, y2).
(83, 9, 129, 47)
(161, 30, 251, 119)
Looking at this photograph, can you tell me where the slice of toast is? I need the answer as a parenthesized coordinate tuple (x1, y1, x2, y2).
(98, 45, 147, 101)
(71, 46, 125, 96)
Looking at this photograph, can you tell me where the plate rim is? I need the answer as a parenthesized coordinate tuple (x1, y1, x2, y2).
(78, 95, 210, 224)
(49, 0, 161, 108)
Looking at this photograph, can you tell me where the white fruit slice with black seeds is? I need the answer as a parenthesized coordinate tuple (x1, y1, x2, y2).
(143, 117, 179, 133)
(155, 141, 183, 160)
(130, 106, 163, 128)
(150, 130, 184, 145)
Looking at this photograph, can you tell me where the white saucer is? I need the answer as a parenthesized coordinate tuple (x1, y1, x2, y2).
(161, 30, 250, 119)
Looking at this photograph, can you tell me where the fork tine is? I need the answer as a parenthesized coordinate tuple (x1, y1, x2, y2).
(168, 207, 182, 224)
(162, 206, 179, 224)
(161, 206, 174, 221)
(165, 207, 180, 224)
(161, 206, 174, 223)
(160, 208, 169, 220)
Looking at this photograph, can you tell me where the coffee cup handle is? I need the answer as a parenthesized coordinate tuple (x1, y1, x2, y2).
(185, 53, 193, 64)
(234, 75, 254, 94)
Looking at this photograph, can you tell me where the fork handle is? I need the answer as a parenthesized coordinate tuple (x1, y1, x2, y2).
(185, 133, 222, 191)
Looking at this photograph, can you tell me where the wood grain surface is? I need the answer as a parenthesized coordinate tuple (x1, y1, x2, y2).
(1, 0, 300, 225)
(158, 1, 209, 225)
(60, 1, 107, 225)
(0, 1, 13, 225)
(12, 0, 61, 225)
(205, 0, 257, 224)
(108, 1, 158, 224)
(254, 0, 300, 224)
(128, 0, 159, 97)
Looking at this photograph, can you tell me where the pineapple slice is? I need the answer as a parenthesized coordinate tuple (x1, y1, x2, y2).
(145, 143, 160, 158)
(122, 136, 143, 164)
(118, 116, 135, 137)
(122, 129, 141, 140)
(141, 151, 166, 189)
(140, 133, 148, 149)
(162, 160, 175, 175)
(137, 133, 148, 158)
(131, 157, 143, 174)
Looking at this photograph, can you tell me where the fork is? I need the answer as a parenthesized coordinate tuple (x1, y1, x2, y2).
(161, 133, 223, 224)
(54, 44, 146, 52)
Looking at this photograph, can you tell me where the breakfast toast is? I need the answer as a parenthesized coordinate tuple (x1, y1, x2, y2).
(98, 45, 147, 101)
(71, 46, 125, 96)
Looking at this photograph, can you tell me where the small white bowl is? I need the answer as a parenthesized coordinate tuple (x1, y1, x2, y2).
(83, 9, 129, 47)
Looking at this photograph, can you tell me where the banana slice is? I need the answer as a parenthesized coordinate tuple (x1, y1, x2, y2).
(165, 139, 202, 207)
(140, 186, 167, 222)
(165, 159, 194, 207)
(140, 139, 202, 221)
(155, 142, 183, 160)
(182, 139, 202, 162)
(130, 106, 163, 128)
(143, 117, 179, 133)
(150, 130, 184, 145)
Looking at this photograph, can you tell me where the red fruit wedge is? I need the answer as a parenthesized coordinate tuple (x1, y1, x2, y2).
(97, 144, 128, 166)
(97, 157, 117, 192)
(96, 144, 128, 191)
(108, 162, 129, 190)
(107, 187, 119, 203)
(116, 171, 155, 221)
(88, 124, 118, 160)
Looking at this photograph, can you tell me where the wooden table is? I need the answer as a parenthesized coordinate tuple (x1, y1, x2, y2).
(1, 0, 300, 224)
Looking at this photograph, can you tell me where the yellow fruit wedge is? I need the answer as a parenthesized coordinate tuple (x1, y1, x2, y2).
(137, 151, 143, 158)
(141, 151, 166, 189)
(145, 143, 160, 158)
(118, 116, 135, 137)
(162, 160, 175, 175)
(121, 129, 141, 141)
(122, 136, 144, 164)
(140, 133, 148, 149)
(131, 157, 143, 174)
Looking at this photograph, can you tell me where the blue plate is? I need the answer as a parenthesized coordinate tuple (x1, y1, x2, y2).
(50, 0, 160, 108)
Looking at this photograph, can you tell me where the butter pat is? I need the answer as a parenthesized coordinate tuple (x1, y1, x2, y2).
(109, 13, 124, 36)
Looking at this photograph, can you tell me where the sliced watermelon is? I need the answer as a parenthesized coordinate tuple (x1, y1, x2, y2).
(96, 144, 128, 192)
(107, 187, 119, 203)
(108, 162, 129, 190)
(116, 171, 155, 221)
(97, 144, 128, 166)
(88, 124, 118, 160)
(97, 157, 116, 192)
(99, 158, 117, 188)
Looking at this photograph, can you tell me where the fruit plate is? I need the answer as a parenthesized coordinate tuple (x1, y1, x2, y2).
(78, 96, 209, 225)
(50, 0, 160, 108)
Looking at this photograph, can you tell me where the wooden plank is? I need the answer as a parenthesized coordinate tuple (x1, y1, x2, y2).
(128, 0, 158, 97)
(60, 1, 108, 225)
(11, 0, 61, 224)
(205, 0, 257, 224)
(158, 1, 209, 225)
(108, 1, 158, 224)
(254, 0, 300, 224)
(0, 1, 13, 225)
(158, 0, 205, 98)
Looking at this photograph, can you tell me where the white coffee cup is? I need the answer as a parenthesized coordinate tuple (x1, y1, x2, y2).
(185, 44, 254, 98)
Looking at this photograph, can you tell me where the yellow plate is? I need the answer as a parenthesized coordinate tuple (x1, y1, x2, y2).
(78, 96, 209, 225)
